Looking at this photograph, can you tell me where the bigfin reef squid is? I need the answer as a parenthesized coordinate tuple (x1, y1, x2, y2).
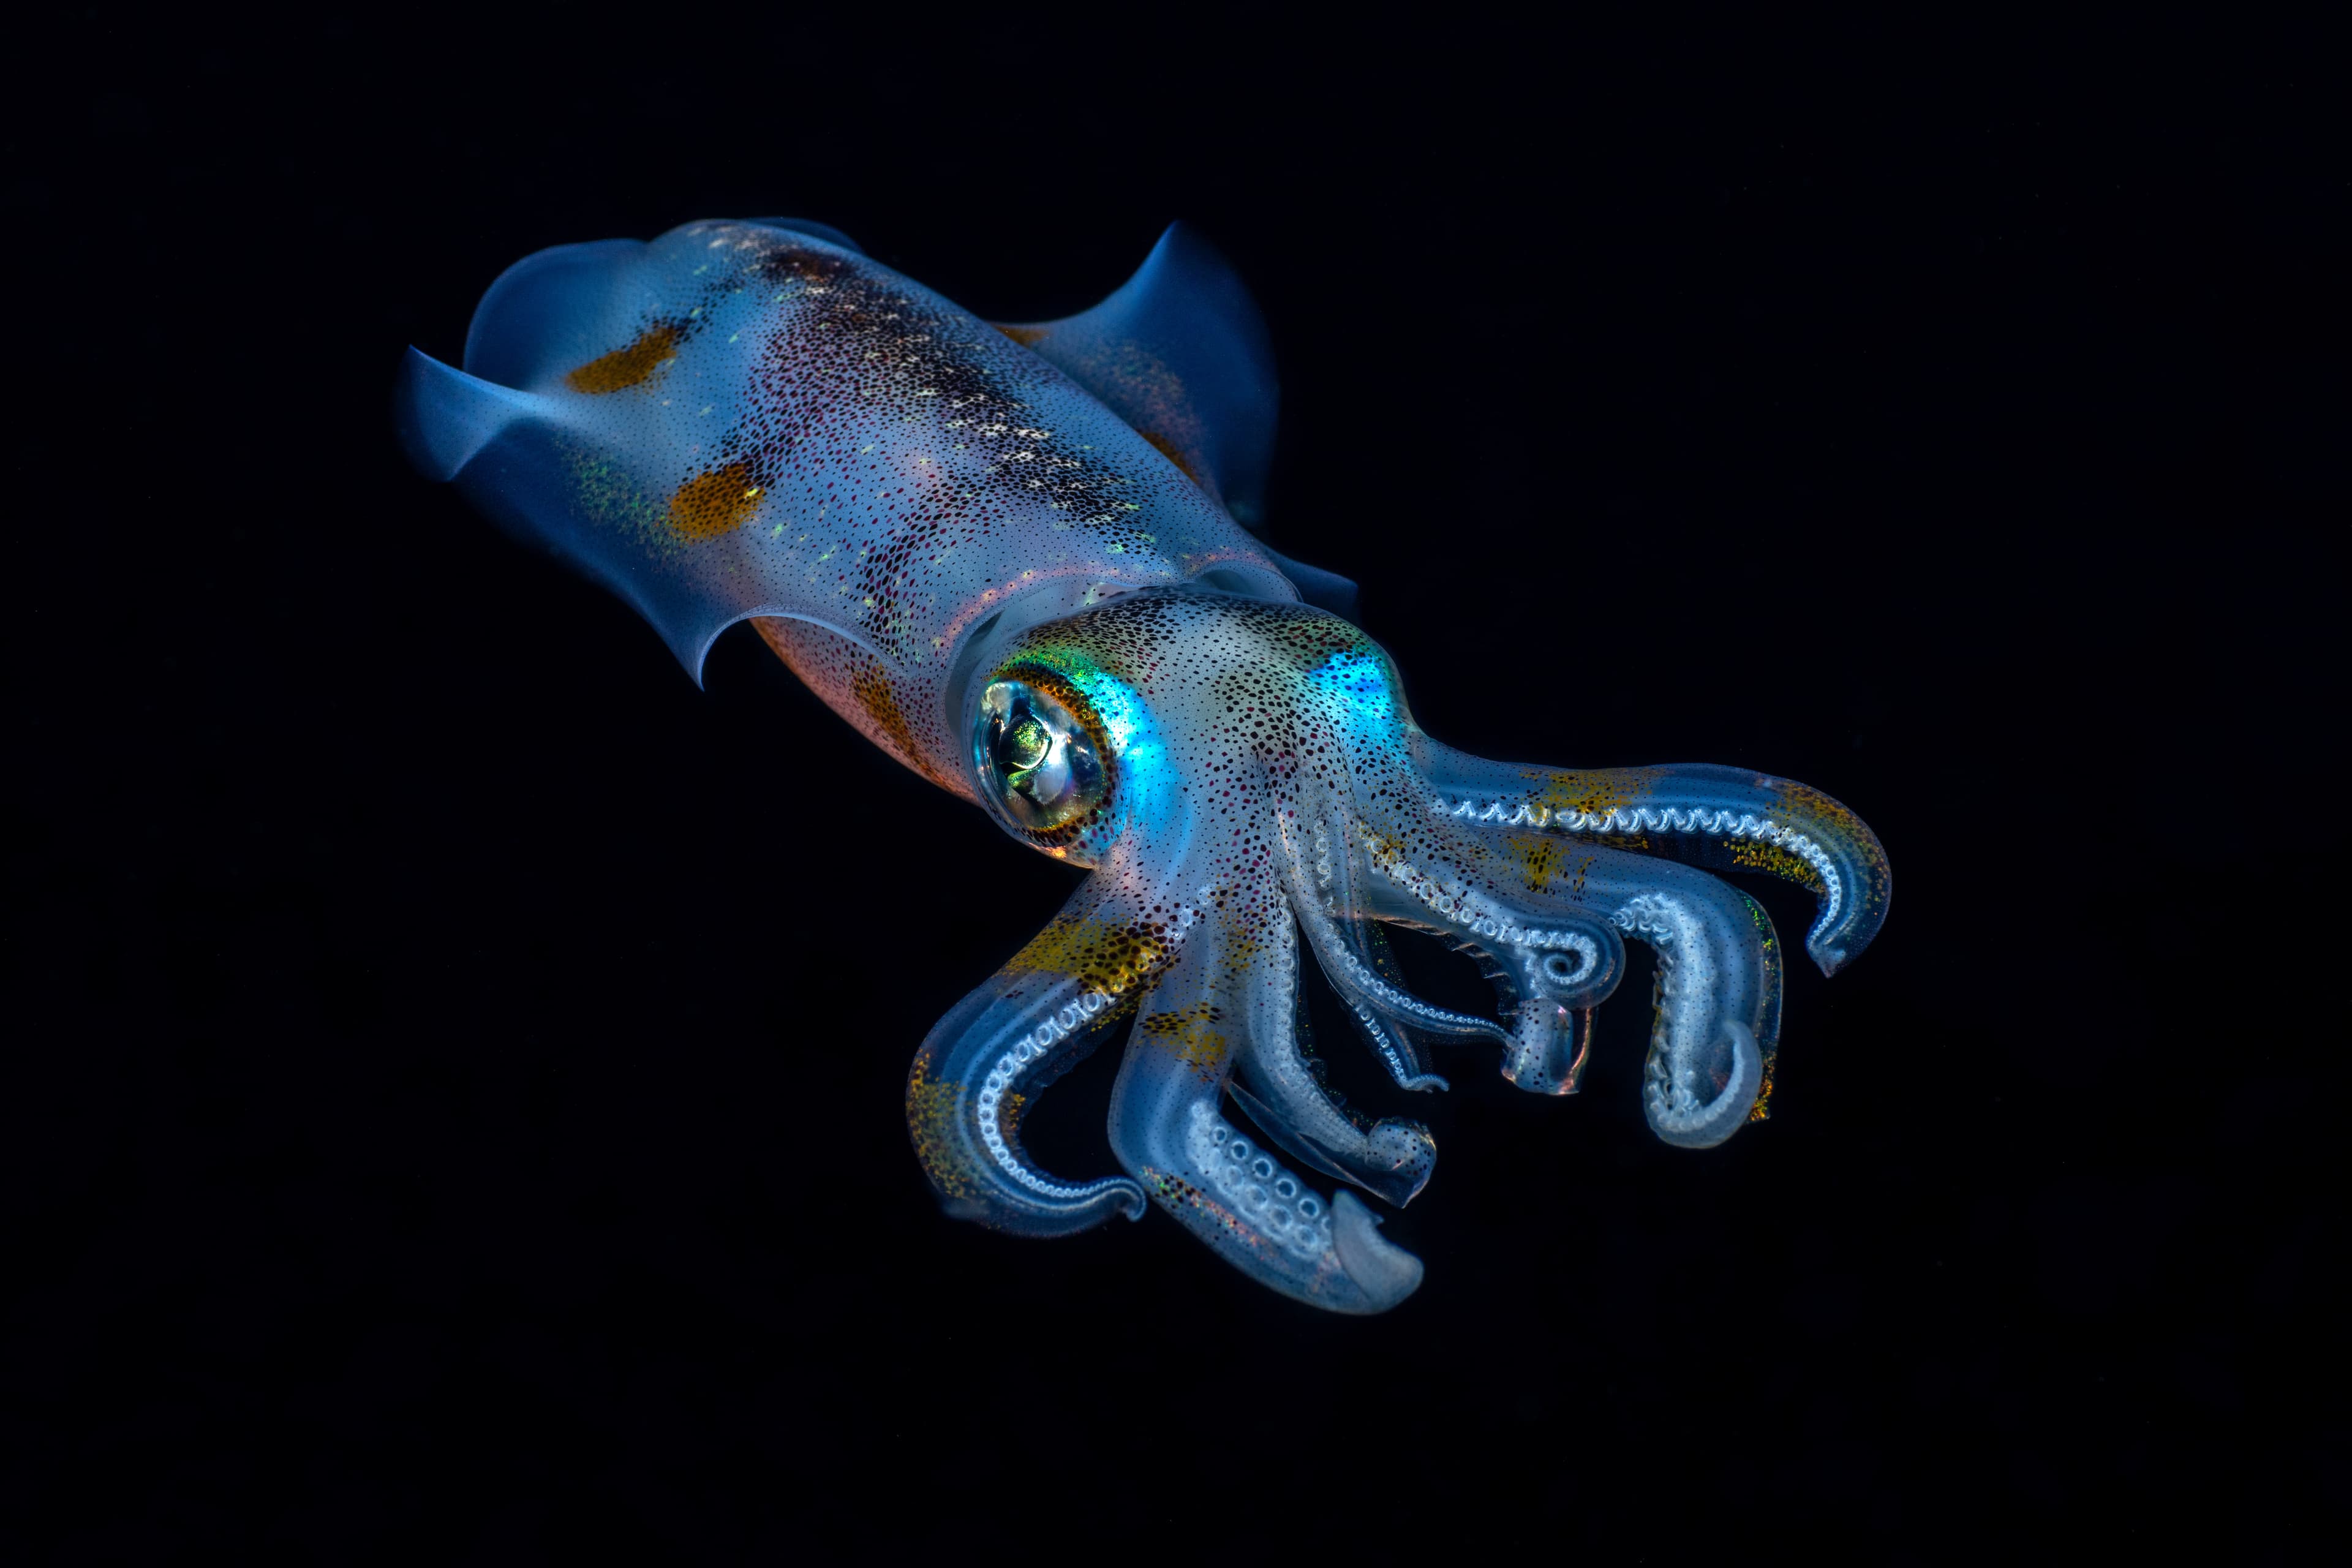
(397, 217, 1891, 1313)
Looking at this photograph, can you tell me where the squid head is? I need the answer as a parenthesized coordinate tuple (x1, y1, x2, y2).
(910, 588, 1890, 1314)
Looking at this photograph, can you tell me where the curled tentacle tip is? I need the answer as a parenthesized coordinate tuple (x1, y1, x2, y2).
(1645, 1020, 1764, 1150)
(940, 1176, 1146, 1229)
(1329, 1189, 1425, 1311)
(1401, 1072, 1450, 1093)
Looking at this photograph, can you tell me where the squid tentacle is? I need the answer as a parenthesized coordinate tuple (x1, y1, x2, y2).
(1336, 922, 1449, 1093)
(1108, 925, 1425, 1313)
(1469, 929, 1619, 1097)
(1453, 827, 1785, 1144)
(1293, 875, 1510, 1044)
(1458, 940, 1600, 1096)
(1278, 804, 1509, 1047)
(905, 880, 1192, 1234)
(1281, 801, 1453, 1091)
(1414, 750, 1891, 974)
(1336, 818, 1629, 1096)
(1614, 886, 1779, 1147)
(1222, 907, 1438, 1208)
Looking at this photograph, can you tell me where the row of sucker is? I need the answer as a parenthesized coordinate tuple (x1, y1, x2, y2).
(975, 987, 1117, 1199)
(1186, 1105, 1334, 1262)
(1298, 815, 1449, 1091)
(1435, 793, 1845, 957)
(1615, 891, 1762, 1145)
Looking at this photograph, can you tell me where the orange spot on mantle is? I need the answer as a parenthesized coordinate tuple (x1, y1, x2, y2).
(851, 662, 940, 785)
(666, 462, 763, 542)
(564, 325, 679, 393)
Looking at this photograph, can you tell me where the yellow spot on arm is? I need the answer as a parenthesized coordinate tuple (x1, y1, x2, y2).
(1137, 1001, 1229, 1080)
(1005, 913, 1175, 1000)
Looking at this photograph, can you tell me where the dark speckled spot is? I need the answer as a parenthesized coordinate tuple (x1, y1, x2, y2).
(758, 247, 848, 282)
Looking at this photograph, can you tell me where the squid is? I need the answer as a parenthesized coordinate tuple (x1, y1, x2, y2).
(398, 217, 1891, 1313)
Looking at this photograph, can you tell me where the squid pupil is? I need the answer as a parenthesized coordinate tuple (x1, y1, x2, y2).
(974, 676, 1104, 833)
(995, 711, 1052, 788)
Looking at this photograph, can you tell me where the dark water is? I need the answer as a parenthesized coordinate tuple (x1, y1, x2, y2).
(7, 12, 2340, 1559)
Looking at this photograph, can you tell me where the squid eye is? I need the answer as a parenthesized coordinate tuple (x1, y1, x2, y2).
(974, 677, 1106, 832)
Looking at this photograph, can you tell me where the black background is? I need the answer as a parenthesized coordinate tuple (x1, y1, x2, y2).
(7, 9, 2342, 1559)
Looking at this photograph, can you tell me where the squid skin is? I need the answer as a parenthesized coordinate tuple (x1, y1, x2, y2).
(398, 217, 1892, 1313)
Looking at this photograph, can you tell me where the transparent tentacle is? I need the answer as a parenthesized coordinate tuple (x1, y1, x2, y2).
(1223, 907, 1437, 1207)
(1414, 747, 1891, 974)
(1278, 802, 1509, 1049)
(905, 880, 1173, 1235)
(1293, 802, 1452, 1090)
(1352, 867, 1628, 1098)
(1336, 922, 1449, 1093)
(1428, 826, 1785, 1145)
(1109, 922, 1425, 1313)
(1615, 884, 1776, 1147)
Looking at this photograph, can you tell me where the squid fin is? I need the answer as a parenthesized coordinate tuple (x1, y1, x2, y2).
(395, 347, 543, 483)
(401, 233, 887, 687)
(461, 238, 647, 388)
(992, 222, 1278, 526)
(1258, 546, 1361, 620)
